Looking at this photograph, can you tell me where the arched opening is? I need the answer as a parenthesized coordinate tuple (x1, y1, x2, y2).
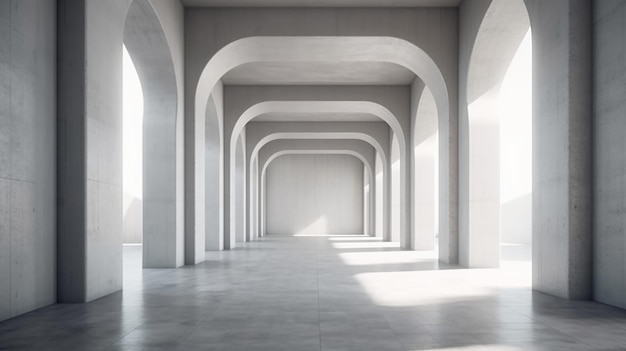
(499, 29, 532, 270)
(230, 101, 398, 247)
(255, 140, 377, 240)
(265, 153, 365, 236)
(250, 131, 388, 240)
(123, 0, 183, 269)
(122, 45, 144, 271)
(193, 36, 452, 252)
(463, 0, 531, 270)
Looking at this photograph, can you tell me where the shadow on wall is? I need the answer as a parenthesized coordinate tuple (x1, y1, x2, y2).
(123, 192, 142, 244)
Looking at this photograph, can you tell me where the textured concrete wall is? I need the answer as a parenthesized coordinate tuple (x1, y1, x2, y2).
(256, 139, 377, 239)
(57, 0, 131, 302)
(0, 0, 57, 322)
(266, 154, 364, 235)
(593, 1, 626, 308)
(525, 0, 592, 299)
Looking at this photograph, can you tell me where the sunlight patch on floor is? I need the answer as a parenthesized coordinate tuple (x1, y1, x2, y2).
(332, 241, 400, 249)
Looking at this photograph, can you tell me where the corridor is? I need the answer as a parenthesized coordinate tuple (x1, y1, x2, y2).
(1, 236, 626, 350)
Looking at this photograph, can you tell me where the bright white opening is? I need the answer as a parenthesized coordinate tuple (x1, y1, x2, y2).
(499, 29, 532, 269)
(122, 45, 144, 244)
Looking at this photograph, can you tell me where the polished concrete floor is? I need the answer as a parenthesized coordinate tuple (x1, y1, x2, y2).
(1, 235, 626, 350)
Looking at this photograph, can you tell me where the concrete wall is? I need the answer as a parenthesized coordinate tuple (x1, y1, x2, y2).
(525, 0, 592, 299)
(0, 0, 57, 322)
(593, 0, 626, 309)
(266, 154, 364, 235)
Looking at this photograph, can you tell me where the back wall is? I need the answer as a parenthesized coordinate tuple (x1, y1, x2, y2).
(265, 154, 364, 235)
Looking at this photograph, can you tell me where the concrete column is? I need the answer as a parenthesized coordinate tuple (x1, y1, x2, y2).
(526, 0, 592, 299)
(124, 0, 185, 268)
(57, 0, 129, 302)
(593, 1, 626, 309)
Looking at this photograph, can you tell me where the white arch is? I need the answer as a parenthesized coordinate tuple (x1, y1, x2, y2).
(248, 132, 389, 244)
(192, 36, 453, 252)
(195, 36, 449, 132)
(228, 103, 400, 248)
(231, 101, 405, 153)
(260, 150, 373, 238)
(254, 140, 377, 239)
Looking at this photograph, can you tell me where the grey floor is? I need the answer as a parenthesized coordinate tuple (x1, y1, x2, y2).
(1, 235, 626, 351)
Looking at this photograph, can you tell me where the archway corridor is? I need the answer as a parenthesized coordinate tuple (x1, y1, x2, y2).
(5, 0, 626, 350)
(2, 235, 625, 350)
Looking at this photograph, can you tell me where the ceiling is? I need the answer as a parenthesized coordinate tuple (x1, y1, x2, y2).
(181, 0, 462, 7)
(221, 62, 416, 86)
(253, 112, 383, 122)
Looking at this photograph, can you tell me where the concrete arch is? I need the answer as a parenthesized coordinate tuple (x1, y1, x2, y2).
(254, 139, 377, 240)
(123, 0, 184, 268)
(223, 105, 405, 254)
(195, 36, 449, 131)
(460, 0, 530, 268)
(246, 129, 390, 248)
(260, 150, 373, 238)
(189, 36, 455, 255)
(230, 101, 401, 246)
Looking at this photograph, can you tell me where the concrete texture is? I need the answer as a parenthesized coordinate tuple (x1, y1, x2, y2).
(266, 154, 364, 235)
(4, 237, 626, 350)
(184, 8, 459, 252)
(245, 121, 391, 243)
(525, 0, 592, 300)
(124, 0, 185, 268)
(57, 0, 130, 303)
(0, 0, 56, 322)
(256, 139, 377, 239)
(593, 0, 626, 309)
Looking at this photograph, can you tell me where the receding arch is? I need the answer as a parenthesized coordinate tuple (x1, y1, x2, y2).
(192, 36, 454, 252)
(255, 139, 377, 239)
(195, 36, 449, 131)
(228, 103, 402, 249)
(261, 150, 373, 237)
(249, 131, 389, 241)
